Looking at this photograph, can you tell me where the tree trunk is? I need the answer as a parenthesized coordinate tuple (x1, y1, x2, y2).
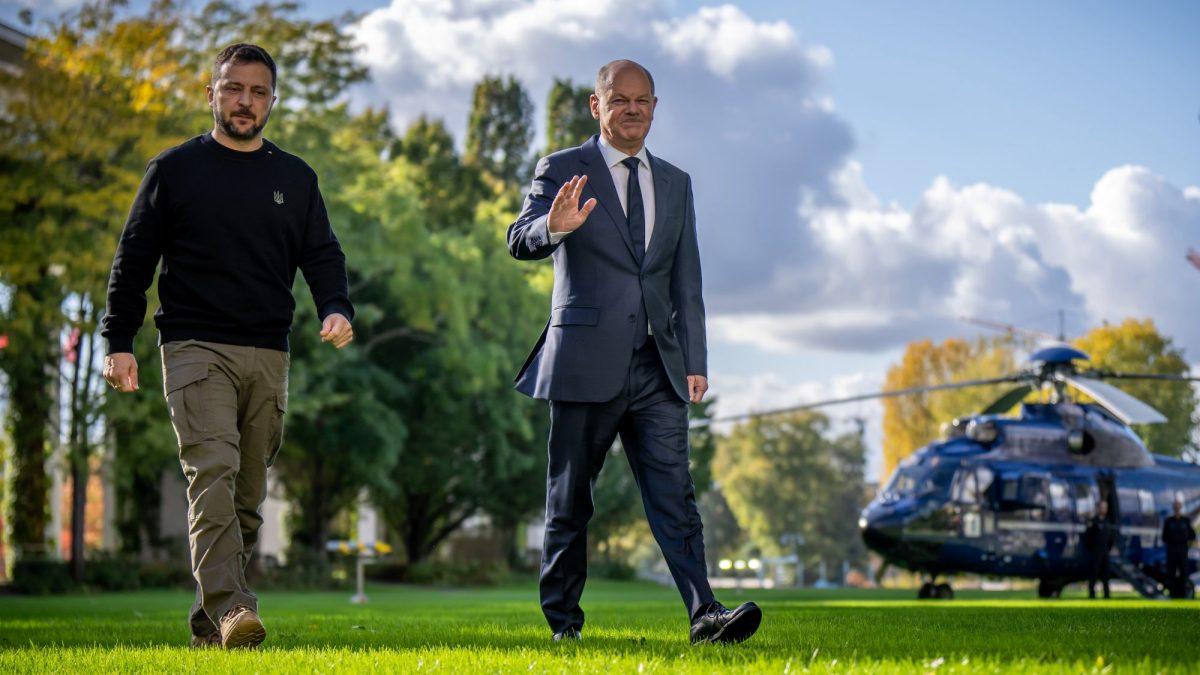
(68, 307, 87, 581)
(5, 279, 59, 563)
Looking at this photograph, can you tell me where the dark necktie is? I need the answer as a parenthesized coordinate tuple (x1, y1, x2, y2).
(622, 157, 646, 266)
(622, 157, 648, 347)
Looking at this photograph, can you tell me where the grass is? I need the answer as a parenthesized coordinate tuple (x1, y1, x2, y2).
(1, 580, 1197, 673)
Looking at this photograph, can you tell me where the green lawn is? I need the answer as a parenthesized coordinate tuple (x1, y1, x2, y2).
(1, 580, 1196, 673)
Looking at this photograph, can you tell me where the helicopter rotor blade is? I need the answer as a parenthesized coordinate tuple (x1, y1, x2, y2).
(979, 384, 1035, 415)
(1085, 371, 1200, 383)
(707, 375, 1029, 425)
(1059, 374, 1168, 425)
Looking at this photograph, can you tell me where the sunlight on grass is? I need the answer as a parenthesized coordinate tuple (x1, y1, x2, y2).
(0, 581, 1195, 673)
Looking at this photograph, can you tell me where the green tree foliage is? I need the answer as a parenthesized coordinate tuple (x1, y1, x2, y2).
(714, 412, 868, 570)
(465, 75, 534, 188)
(0, 1, 590, 577)
(544, 78, 595, 152)
(1073, 318, 1197, 457)
(397, 116, 486, 230)
(266, 107, 413, 560)
(369, 126, 547, 564)
(0, 0, 195, 563)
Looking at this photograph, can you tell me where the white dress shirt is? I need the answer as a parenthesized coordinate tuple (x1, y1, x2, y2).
(549, 135, 655, 246)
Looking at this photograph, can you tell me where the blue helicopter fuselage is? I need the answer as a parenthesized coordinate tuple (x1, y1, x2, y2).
(860, 403, 1200, 594)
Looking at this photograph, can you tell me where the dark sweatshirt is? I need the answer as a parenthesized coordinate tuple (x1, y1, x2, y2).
(101, 133, 353, 354)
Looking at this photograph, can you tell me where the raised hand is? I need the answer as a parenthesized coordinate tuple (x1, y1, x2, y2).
(547, 175, 598, 234)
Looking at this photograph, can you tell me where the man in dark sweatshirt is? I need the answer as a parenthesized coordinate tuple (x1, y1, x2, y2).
(101, 43, 353, 649)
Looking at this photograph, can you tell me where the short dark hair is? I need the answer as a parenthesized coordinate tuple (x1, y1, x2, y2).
(595, 59, 655, 97)
(212, 43, 277, 90)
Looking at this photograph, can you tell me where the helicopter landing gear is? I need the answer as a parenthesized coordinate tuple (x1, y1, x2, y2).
(918, 580, 954, 599)
(1037, 579, 1064, 599)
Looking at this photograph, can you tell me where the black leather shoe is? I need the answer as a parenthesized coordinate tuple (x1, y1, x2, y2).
(553, 627, 582, 642)
(690, 601, 762, 645)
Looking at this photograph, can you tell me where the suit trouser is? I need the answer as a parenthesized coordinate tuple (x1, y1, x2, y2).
(161, 340, 288, 637)
(1088, 553, 1110, 598)
(1166, 550, 1187, 595)
(539, 341, 714, 633)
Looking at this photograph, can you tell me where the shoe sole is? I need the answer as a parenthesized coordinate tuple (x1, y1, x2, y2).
(709, 605, 762, 645)
(223, 615, 266, 649)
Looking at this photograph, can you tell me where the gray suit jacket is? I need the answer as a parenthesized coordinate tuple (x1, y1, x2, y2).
(507, 135, 706, 403)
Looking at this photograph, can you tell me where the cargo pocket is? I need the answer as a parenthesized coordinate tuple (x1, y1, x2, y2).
(164, 362, 210, 446)
(266, 389, 288, 468)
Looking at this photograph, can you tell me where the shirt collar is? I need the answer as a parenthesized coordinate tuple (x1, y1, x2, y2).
(598, 134, 651, 171)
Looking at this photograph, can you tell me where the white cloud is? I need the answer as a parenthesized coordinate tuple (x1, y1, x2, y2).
(353, 0, 1199, 364)
(653, 5, 819, 81)
(352, 0, 853, 298)
(715, 161, 1199, 358)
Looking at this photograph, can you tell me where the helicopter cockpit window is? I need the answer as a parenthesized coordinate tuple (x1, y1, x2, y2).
(1001, 478, 1019, 502)
(884, 463, 956, 500)
(1019, 475, 1049, 509)
(976, 467, 994, 496)
(1137, 489, 1156, 516)
(884, 468, 918, 498)
(1073, 482, 1096, 517)
(1049, 480, 1070, 513)
(1118, 488, 1140, 519)
(953, 469, 979, 504)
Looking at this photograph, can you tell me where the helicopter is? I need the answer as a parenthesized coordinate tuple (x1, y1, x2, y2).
(716, 345, 1200, 599)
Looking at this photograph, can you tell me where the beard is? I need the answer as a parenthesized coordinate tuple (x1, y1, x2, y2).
(214, 105, 268, 140)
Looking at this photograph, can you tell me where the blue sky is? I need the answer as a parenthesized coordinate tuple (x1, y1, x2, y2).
(6, 2, 1195, 210)
(6, 0, 1197, 476)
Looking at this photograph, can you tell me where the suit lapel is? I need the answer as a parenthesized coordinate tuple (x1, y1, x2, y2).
(644, 152, 674, 269)
(580, 136, 637, 262)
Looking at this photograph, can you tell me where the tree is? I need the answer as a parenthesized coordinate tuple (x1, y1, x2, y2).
(881, 337, 1021, 481)
(1073, 318, 1197, 457)
(713, 412, 867, 572)
(545, 78, 595, 153)
(397, 115, 486, 231)
(0, 0, 195, 567)
(465, 75, 534, 188)
(373, 193, 548, 566)
(261, 109, 414, 563)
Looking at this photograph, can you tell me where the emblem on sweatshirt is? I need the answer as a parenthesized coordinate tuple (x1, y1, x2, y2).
(273, 191, 285, 205)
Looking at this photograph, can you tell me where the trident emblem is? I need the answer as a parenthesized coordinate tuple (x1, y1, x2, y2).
(273, 191, 285, 205)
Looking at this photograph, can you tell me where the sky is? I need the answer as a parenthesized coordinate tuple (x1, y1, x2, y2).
(5, 0, 1198, 478)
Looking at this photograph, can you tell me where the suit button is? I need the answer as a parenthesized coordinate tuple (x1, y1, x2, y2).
(627, 314, 636, 323)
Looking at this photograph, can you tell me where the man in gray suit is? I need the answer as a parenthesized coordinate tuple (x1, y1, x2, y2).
(508, 59, 761, 645)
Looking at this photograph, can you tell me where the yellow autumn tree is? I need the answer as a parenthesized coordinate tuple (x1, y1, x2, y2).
(880, 336, 1022, 481)
(1073, 318, 1196, 457)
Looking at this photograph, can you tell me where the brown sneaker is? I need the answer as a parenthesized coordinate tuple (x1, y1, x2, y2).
(219, 605, 266, 649)
(190, 632, 221, 648)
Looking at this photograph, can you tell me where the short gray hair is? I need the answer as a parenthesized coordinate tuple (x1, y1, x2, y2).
(595, 59, 655, 97)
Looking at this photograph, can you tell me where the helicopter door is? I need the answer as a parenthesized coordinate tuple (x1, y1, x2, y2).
(1096, 473, 1118, 522)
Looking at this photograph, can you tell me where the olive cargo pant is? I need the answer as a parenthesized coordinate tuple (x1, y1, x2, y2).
(161, 340, 288, 638)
